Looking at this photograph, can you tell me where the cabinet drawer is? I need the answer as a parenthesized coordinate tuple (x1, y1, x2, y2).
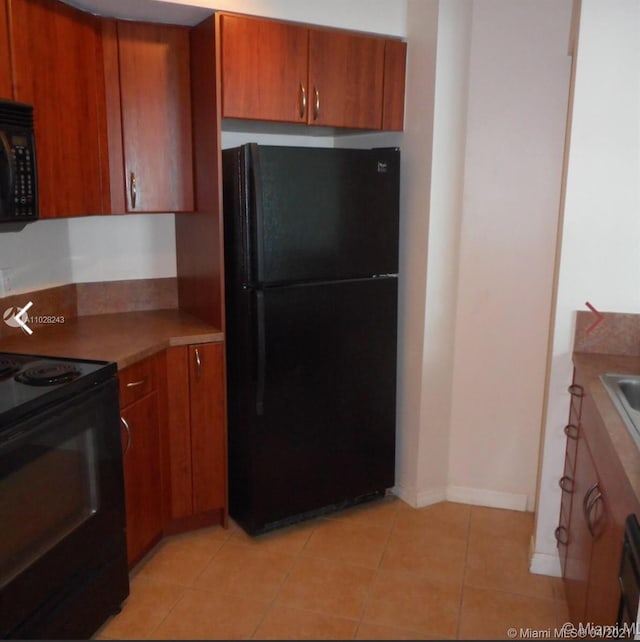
(119, 357, 156, 407)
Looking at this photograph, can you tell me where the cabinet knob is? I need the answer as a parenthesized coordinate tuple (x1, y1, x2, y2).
(129, 171, 137, 209)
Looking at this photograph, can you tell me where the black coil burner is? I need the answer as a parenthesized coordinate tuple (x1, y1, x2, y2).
(15, 363, 82, 386)
(0, 358, 20, 379)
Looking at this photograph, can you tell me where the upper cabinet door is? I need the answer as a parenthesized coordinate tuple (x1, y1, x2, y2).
(217, 13, 406, 132)
(116, 21, 194, 213)
(0, 1, 12, 98)
(9, 0, 109, 217)
(220, 14, 308, 124)
(308, 28, 385, 130)
(382, 39, 407, 131)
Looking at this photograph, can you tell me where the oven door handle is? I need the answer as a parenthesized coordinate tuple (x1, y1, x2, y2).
(0, 428, 28, 448)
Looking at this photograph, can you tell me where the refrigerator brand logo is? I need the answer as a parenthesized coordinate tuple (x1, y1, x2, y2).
(377, 161, 388, 173)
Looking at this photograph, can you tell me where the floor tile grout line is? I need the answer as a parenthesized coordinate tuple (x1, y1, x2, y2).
(456, 504, 474, 640)
(246, 518, 320, 639)
(352, 500, 404, 639)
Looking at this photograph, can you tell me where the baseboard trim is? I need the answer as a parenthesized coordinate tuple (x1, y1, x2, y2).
(393, 483, 530, 513)
(445, 485, 529, 512)
(390, 484, 447, 508)
(529, 551, 562, 577)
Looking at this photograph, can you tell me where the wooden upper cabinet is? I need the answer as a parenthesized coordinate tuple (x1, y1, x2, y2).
(218, 12, 406, 131)
(110, 20, 194, 213)
(220, 14, 308, 124)
(308, 28, 384, 130)
(382, 38, 407, 131)
(9, 0, 109, 217)
(0, 1, 12, 98)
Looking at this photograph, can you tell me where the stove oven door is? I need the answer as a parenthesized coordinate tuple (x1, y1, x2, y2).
(0, 377, 129, 639)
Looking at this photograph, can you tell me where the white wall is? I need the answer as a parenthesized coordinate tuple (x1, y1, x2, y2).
(390, 0, 473, 507)
(65, 0, 406, 36)
(412, 0, 472, 506)
(446, 0, 572, 512)
(533, 0, 640, 576)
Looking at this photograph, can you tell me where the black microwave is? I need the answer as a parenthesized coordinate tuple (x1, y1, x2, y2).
(0, 99, 38, 225)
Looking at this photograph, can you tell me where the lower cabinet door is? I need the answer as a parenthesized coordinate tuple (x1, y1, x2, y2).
(189, 342, 226, 514)
(165, 342, 227, 530)
(121, 391, 162, 567)
(564, 433, 597, 624)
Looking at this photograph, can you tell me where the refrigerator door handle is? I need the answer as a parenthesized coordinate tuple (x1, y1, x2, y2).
(255, 289, 266, 416)
(248, 143, 266, 284)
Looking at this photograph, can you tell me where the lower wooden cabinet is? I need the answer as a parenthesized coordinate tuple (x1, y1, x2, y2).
(118, 344, 227, 567)
(559, 368, 640, 626)
(119, 354, 163, 568)
(164, 342, 228, 531)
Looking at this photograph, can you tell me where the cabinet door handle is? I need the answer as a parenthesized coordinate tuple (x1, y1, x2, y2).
(582, 481, 598, 515)
(582, 481, 600, 535)
(125, 378, 146, 388)
(195, 347, 202, 381)
(568, 384, 584, 398)
(121, 416, 131, 455)
(564, 423, 579, 440)
(313, 86, 320, 121)
(299, 82, 307, 119)
(555, 525, 569, 546)
(585, 489, 603, 537)
(559, 475, 574, 493)
(129, 171, 137, 209)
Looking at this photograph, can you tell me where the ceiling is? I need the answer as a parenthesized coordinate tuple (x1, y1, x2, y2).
(60, 0, 213, 25)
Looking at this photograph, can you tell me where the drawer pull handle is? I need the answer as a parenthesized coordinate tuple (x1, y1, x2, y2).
(126, 378, 147, 388)
(121, 416, 132, 455)
(564, 423, 579, 440)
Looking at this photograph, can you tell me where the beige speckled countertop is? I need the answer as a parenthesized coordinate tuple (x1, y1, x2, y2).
(0, 309, 223, 369)
(573, 351, 640, 504)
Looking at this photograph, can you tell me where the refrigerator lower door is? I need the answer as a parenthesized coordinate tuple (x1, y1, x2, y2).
(227, 277, 397, 534)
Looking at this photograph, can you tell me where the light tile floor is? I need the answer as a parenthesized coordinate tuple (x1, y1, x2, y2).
(95, 497, 569, 640)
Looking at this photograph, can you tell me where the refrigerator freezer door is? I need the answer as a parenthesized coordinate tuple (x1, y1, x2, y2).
(224, 144, 400, 287)
(226, 277, 398, 534)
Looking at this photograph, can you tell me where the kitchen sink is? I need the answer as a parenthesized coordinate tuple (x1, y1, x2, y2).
(600, 373, 640, 446)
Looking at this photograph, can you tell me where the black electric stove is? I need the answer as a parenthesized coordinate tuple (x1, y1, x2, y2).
(0, 351, 117, 427)
(0, 351, 128, 640)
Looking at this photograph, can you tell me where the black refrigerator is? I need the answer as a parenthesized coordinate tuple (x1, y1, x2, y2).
(222, 143, 399, 535)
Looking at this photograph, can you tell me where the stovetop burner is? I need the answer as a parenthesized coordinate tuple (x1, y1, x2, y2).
(15, 363, 82, 386)
(0, 358, 20, 379)
(0, 351, 117, 427)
